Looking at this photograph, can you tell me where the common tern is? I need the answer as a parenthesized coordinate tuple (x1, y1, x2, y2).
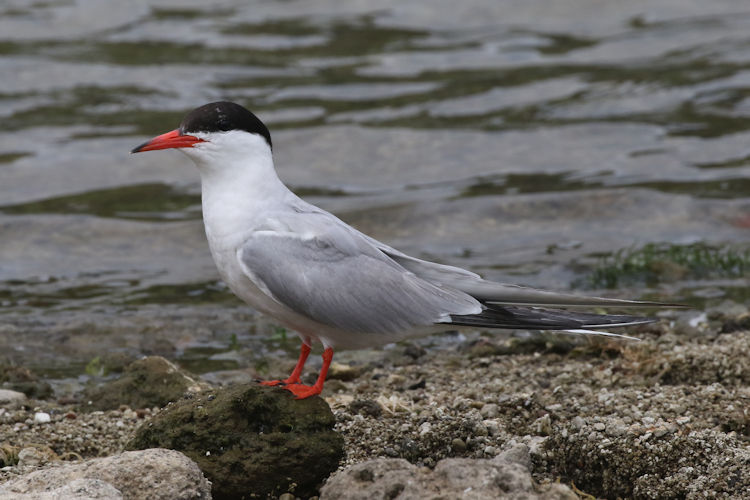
(132, 101, 676, 399)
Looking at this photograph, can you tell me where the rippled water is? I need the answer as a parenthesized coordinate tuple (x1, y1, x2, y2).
(2, 0, 749, 376)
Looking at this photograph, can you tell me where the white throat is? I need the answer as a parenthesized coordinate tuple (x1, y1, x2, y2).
(182, 130, 291, 245)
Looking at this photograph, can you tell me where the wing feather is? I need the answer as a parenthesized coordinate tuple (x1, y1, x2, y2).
(237, 222, 480, 335)
(375, 247, 679, 308)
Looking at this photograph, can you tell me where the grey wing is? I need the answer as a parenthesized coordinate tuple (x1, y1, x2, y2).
(237, 224, 480, 335)
(280, 197, 678, 309)
(365, 241, 678, 308)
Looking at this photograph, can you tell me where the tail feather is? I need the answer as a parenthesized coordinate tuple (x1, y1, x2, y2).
(561, 328, 641, 341)
(466, 282, 681, 308)
(446, 303, 653, 337)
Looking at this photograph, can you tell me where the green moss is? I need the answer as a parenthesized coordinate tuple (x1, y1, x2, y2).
(583, 243, 750, 289)
(127, 384, 344, 499)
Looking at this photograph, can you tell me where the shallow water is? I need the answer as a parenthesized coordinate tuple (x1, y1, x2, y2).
(1, 0, 749, 377)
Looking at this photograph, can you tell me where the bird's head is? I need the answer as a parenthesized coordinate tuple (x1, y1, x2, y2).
(131, 101, 273, 171)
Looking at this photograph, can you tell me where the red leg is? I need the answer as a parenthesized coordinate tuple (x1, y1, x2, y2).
(285, 347, 334, 399)
(259, 343, 311, 387)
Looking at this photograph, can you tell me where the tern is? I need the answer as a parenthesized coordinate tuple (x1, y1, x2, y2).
(132, 101, 676, 399)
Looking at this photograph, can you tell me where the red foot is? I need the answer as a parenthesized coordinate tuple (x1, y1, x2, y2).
(258, 379, 287, 387)
(256, 345, 334, 400)
(284, 383, 323, 399)
(256, 343, 311, 387)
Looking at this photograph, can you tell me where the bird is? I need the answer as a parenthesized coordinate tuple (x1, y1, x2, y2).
(132, 101, 677, 399)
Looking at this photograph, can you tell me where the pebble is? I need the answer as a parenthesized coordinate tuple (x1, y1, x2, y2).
(473, 423, 488, 437)
(451, 438, 467, 452)
(328, 362, 360, 381)
(479, 403, 499, 418)
(33, 412, 51, 424)
(2, 315, 749, 499)
(535, 414, 552, 435)
(484, 419, 501, 436)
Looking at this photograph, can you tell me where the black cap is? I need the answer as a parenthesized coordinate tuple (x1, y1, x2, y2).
(180, 101, 272, 149)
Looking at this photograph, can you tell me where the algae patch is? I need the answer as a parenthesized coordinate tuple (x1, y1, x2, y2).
(582, 242, 750, 288)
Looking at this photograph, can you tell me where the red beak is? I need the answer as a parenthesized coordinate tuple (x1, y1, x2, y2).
(131, 129, 205, 153)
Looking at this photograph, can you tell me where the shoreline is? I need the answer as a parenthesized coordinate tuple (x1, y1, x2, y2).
(1, 313, 749, 498)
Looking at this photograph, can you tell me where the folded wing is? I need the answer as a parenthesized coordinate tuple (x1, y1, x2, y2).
(237, 220, 481, 335)
(373, 244, 678, 308)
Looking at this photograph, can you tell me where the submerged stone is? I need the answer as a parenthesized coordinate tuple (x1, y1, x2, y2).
(127, 384, 344, 499)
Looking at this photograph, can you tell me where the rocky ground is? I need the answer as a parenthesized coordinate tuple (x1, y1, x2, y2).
(0, 304, 749, 498)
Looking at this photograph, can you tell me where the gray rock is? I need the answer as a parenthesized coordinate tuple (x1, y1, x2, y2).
(0, 478, 123, 500)
(320, 444, 576, 500)
(0, 448, 210, 500)
(0, 389, 26, 405)
(128, 384, 344, 499)
(544, 418, 750, 498)
(16, 445, 58, 469)
(479, 403, 499, 418)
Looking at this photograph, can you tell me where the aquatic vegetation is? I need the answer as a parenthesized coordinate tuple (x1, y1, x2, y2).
(85, 356, 106, 377)
(584, 243, 750, 288)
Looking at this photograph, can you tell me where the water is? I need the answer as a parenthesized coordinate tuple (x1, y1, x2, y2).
(1, 0, 749, 376)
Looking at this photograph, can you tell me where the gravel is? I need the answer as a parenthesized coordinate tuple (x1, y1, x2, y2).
(1, 306, 748, 498)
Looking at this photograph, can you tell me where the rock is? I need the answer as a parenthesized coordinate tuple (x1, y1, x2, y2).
(320, 444, 576, 500)
(544, 419, 750, 498)
(0, 388, 26, 405)
(0, 478, 123, 500)
(82, 356, 209, 411)
(720, 313, 750, 334)
(450, 438, 467, 453)
(327, 362, 360, 381)
(402, 343, 426, 360)
(479, 403, 499, 418)
(0, 448, 209, 499)
(0, 365, 53, 399)
(0, 444, 20, 467)
(347, 399, 383, 418)
(33, 412, 51, 424)
(17, 445, 58, 469)
(128, 384, 344, 499)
